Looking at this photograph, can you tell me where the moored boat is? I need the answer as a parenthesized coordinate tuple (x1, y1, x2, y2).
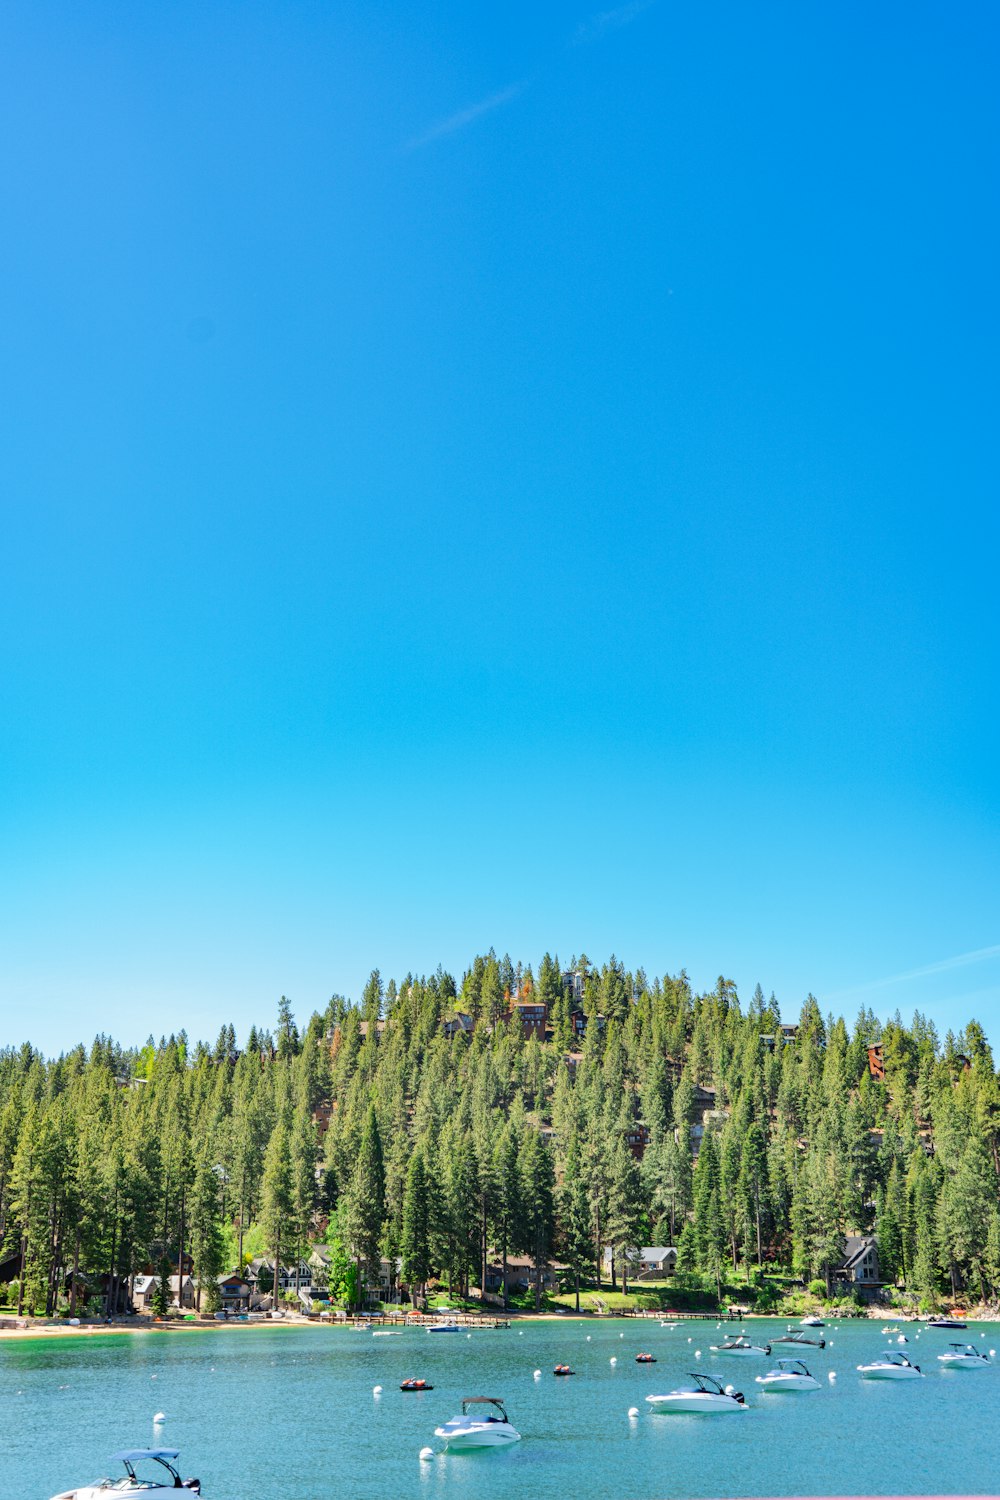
(937, 1342, 990, 1369)
(772, 1330, 826, 1349)
(49, 1450, 201, 1500)
(434, 1397, 521, 1450)
(710, 1335, 770, 1357)
(857, 1351, 923, 1380)
(645, 1373, 749, 1413)
(755, 1358, 820, 1392)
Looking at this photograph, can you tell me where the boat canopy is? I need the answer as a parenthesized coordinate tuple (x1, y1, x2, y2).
(111, 1452, 179, 1464)
(461, 1396, 509, 1419)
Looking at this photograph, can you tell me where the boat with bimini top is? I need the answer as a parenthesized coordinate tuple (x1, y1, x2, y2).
(50, 1450, 201, 1500)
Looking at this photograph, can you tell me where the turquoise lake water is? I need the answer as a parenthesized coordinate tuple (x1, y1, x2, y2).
(4, 1318, 1000, 1500)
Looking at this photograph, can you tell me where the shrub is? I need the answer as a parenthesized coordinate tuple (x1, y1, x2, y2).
(808, 1279, 827, 1298)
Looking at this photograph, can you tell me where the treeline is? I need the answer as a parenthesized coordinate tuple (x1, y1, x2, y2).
(1, 954, 999, 1317)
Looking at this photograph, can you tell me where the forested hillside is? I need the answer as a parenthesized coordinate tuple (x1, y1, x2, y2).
(2, 954, 999, 1317)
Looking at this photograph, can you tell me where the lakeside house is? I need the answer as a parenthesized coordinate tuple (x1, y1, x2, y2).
(601, 1246, 677, 1280)
(831, 1234, 881, 1298)
(481, 1256, 569, 1297)
(132, 1273, 196, 1312)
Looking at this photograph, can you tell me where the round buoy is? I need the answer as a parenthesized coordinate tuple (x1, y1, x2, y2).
(694, 1349, 701, 1358)
(586, 1335, 591, 1341)
(991, 1349, 996, 1357)
(610, 1356, 617, 1366)
(373, 1385, 383, 1395)
(619, 1332, 624, 1338)
(724, 1384, 735, 1396)
(533, 1369, 541, 1379)
(828, 1371, 837, 1382)
(628, 1406, 639, 1418)
(420, 1447, 434, 1461)
(687, 1336, 692, 1343)
(153, 1412, 166, 1423)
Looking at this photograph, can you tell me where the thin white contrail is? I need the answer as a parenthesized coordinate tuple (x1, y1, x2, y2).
(573, 0, 654, 45)
(827, 944, 1000, 1001)
(403, 82, 528, 152)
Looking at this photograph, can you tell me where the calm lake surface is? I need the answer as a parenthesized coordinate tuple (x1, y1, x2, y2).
(5, 1318, 1000, 1500)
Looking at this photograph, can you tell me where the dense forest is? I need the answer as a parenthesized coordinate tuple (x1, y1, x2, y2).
(2, 954, 999, 1318)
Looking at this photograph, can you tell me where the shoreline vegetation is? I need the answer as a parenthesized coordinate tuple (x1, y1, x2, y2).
(3, 956, 999, 1327)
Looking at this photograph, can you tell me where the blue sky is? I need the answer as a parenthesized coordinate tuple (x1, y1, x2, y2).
(2, 1, 998, 1051)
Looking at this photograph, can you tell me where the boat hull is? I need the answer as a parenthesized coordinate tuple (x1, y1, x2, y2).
(857, 1365, 922, 1380)
(756, 1375, 819, 1391)
(434, 1422, 521, 1450)
(645, 1394, 747, 1413)
(937, 1356, 989, 1369)
(711, 1346, 769, 1357)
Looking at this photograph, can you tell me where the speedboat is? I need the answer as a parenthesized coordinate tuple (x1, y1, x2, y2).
(926, 1315, 967, 1329)
(857, 1352, 923, 1380)
(645, 1373, 749, 1413)
(427, 1320, 461, 1333)
(710, 1335, 770, 1357)
(772, 1330, 826, 1349)
(434, 1397, 521, 1450)
(937, 1343, 990, 1370)
(50, 1450, 201, 1500)
(800, 1315, 825, 1328)
(659, 1320, 679, 1328)
(755, 1358, 820, 1392)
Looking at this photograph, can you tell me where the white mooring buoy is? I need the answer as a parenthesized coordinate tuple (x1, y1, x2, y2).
(610, 1356, 617, 1366)
(373, 1385, 383, 1395)
(628, 1406, 639, 1418)
(420, 1447, 434, 1461)
(153, 1412, 166, 1424)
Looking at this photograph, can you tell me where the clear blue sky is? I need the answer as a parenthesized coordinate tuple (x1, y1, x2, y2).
(2, 0, 998, 1052)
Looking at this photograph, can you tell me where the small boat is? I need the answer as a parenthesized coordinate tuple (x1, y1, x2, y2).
(926, 1315, 967, 1330)
(937, 1342, 991, 1370)
(401, 1378, 434, 1391)
(373, 1329, 404, 1336)
(772, 1330, 826, 1349)
(434, 1396, 521, 1450)
(553, 1364, 575, 1376)
(659, 1320, 679, 1328)
(755, 1358, 820, 1392)
(50, 1450, 201, 1500)
(645, 1373, 748, 1414)
(635, 1353, 657, 1363)
(710, 1335, 770, 1357)
(857, 1352, 923, 1380)
(427, 1321, 461, 1333)
(800, 1315, 825, 1328)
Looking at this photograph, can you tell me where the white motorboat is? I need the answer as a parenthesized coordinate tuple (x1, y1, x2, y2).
(710, 1335, 770, 1357)
(772, 1329, 826, 1349)
(50, 1450, 201, 1500)
(755, 1358, 820, 1392)
(937, 1342, 991, 1370)
(857, 1351, 923, 1380)
(925, 1315, 967, 1329)
(800, 1315, 825, 1328)
(645, 1372, 749, 1413)
(434, 1397, 521, 1450)
(427, 1320, 461, 1333)
(659, 1320, 679, 1328)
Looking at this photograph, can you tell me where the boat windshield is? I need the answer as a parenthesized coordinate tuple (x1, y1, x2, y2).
(776, 1360, 808, 1375)
(691, 1374, 724, 1394)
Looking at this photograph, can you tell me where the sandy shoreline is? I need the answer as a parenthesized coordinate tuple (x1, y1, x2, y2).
(2, 1307, 992, 1342)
